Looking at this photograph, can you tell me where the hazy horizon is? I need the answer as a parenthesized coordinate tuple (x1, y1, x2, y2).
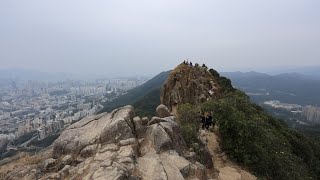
(1, 0, 319, 76)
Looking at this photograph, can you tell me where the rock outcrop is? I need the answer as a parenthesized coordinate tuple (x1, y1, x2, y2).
(156, 104, 171, 118)
(161, 63, 220, 113)
(6, 105, 207, 180)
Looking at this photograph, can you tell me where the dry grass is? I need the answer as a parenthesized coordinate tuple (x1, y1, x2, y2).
(0, 155, 23, 178)
(0, 151, 48, 179)
(18, 153, 43, 166)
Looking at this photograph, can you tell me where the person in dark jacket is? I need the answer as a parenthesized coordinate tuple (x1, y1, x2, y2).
(201, 112, 213, 130)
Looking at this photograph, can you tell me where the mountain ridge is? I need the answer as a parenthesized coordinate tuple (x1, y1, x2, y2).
(2, 63, 320, 180)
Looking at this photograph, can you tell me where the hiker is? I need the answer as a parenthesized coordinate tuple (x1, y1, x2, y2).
(201, 112, 213, 130)
(190, 62, 193, 66)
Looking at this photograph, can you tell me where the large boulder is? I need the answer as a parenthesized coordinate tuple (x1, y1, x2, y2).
(133, 116, 147, 138)
(137, 150, 168, 180)
(156, 104, 171, 118)
(140, 116, 187, 156)
(52, 106, 135, 157)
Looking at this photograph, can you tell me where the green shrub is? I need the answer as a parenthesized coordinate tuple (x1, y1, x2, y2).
(200, 90, 320, 179)
(176, 103, 199, 146)
(177, 103, 211, 165)
(208, 68, 235, 93)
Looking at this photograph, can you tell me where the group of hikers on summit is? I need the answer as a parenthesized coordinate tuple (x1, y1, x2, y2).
(183, 59, 193, 67)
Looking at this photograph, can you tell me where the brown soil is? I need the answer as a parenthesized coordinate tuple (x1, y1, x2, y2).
(202, 127, 257, 180)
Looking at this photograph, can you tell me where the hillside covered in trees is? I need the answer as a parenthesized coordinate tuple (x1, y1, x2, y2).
(99, 70, 170, 114)
(163, 64, 320, 179)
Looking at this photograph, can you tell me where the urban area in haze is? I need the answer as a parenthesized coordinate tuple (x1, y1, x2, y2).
(0, 74, 147, 153)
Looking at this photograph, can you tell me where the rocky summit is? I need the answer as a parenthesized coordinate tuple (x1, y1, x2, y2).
(161, 63, 220, 114)
(4, 105, 208, 180)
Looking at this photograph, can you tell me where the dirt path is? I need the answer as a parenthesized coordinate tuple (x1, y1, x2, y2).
(200, 127, 257, 180)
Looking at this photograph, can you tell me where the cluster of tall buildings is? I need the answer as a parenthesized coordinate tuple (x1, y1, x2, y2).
(264, 100, 320, 125)
(16, 117, 63, 138)
(37, 120, 64, 140)
(15, 104, 102, 140)
(62, 105, 101, 124)
(70, 86, 106, 96)
(302, 106, 320, 124)
(0, 77, 146, 146)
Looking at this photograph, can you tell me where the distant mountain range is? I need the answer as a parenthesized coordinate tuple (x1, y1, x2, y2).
(0, 69, 150, 82)
(260, 65, 320, 79)
(222, 71, 320, 106)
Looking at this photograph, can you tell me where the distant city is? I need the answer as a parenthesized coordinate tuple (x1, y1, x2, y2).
(263, 100, 320, 125)
(0, 76, 147, 154)
(222, 71, 320, 127)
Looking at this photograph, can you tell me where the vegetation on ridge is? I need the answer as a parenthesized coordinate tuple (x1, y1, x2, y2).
(171, 64, 320, 179)
(176, 103, 209, 166)
(203, 69, 320, 179)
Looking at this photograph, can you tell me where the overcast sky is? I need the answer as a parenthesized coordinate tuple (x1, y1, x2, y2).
(0, 0, 319, 76)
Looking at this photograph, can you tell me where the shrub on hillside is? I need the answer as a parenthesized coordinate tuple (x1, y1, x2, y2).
(201, 90, 320, 179)
(177, 103, 210, 165)
(208, 68, 234, 94)
(176, 103, 199, 146)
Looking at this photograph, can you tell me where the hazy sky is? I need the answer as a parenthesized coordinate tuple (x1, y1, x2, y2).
(0, 0, 319, 76)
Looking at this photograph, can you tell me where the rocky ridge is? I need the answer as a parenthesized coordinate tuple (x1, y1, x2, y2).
(5, 105, 208, 180)
(161, 63, 220, 114)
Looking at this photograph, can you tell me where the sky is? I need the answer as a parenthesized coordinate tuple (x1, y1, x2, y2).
(0, 0, 319, 77)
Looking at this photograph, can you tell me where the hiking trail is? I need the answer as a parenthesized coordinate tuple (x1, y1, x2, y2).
(200, 127, 257, 180)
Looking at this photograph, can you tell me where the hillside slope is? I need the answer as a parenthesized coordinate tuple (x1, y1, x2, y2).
(100, 70, 170, 113)
(163, 64, 320, 179)
(133, 88, 161, 117)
